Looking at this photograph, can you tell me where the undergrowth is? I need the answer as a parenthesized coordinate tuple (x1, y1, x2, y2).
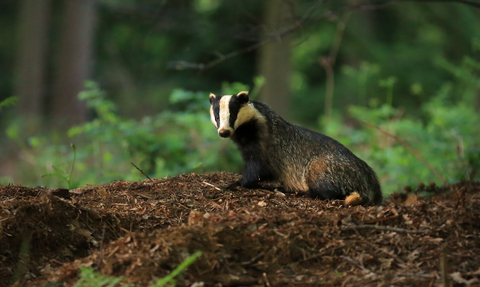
(1, 50, 479, 194)
(322, 48, 480, 193)
(72, 251, 202, 287)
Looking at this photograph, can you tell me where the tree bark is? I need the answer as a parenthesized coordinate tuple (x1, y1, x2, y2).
(50, 0, 96, 128)
(257, 0, 292, 120)
(14, 0, 51, 133)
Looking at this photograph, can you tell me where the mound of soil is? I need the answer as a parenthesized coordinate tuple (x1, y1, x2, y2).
(1, 172, 479, 286)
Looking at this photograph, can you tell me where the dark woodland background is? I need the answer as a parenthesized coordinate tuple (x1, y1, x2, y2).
(0, 0, 479, 193)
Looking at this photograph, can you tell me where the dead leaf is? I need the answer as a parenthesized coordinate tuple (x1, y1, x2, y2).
(450, 272, 480, 285)
(404, 194, 424, 205)
(188, 210, 204, 226)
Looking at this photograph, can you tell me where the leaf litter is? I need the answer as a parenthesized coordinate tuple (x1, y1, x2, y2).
(0, 172, 479, 286)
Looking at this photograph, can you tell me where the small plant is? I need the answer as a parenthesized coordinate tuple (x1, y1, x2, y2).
(73, 251, 202, 287)
(0, 96, 17, 112)
(42, 144, 77, 189)
(152, 251, 202, 287)
(74, 266, 130, 287)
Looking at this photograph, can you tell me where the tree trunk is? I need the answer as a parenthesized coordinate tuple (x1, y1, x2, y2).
(50, 0, 96, 129)
(257, 0, 292, 120)
(14, 0, 51, 133)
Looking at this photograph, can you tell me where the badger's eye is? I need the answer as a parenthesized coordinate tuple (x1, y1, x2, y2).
(215, 115, 219, 121)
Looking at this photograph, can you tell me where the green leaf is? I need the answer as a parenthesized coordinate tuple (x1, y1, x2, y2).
(152, 251, 202, 287)
(0, 96, 18, 112)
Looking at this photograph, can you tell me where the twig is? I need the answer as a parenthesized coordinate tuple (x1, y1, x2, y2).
(106, 245, 120, 259)
(240, 251, 265, 265)
(130, 162, 154, 182)
(202, 181, 222, 191)
(97, 226, 106, 268)
(393, 0, 480, 9)
(209, 201, 223, 209)
(341, 255, 376, 275)
(440, 244, 450, 287)
(320, 12, 351, 118)
(341, 225, 428, 233)
(134, 192, 154, 200)
(397, 272, 437, 279)
(299, 252, 323, 263)
(168, 41, 266, 71)
(363, 214, 400, 224)
(359, 120, 447, 185)
(263, 272, 271, 287)
(364, 242, 406, 264)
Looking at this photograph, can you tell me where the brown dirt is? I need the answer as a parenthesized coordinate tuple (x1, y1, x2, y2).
(1, 172, 480, 287)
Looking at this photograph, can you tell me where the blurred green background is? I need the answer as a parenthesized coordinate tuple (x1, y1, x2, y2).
(0, 0, 479, 194)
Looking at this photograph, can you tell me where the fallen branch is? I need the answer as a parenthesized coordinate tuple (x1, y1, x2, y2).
(359, 120, 447, 185)
(341, 225, 428, 234)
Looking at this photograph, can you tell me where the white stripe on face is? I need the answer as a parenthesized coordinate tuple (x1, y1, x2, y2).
(218, 95, 232, 132)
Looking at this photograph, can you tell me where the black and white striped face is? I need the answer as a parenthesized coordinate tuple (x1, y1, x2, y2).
(209, 91, 259, 138)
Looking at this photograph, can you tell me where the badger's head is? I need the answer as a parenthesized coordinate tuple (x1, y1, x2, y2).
(209, 91, 260, 138)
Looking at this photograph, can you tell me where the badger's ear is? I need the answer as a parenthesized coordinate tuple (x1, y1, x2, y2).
(209, 93, 216, 104)
(237, 91, 249, 104)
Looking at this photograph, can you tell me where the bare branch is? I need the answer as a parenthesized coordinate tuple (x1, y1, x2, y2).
(168, 0, 480, 71)
(393, 0, 480, 9)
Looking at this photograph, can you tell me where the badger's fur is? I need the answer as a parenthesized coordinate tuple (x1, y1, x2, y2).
(209, 91, 382, 206)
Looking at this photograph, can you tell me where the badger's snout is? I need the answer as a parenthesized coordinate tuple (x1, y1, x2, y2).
(218, 129, 231, 138)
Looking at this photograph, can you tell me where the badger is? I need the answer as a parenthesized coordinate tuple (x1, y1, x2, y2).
(209, 91, 382, 206)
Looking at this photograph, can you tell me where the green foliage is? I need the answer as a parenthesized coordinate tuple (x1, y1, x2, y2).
(220, 81, 250, 97)
(0, 96, 17, 112)
(321, 51, 480, 193)
(74, 266, 128, 287)
(64, 82, 241, 187)
(3, 80, 254, 189)
(219, 77, 265, 100)
(73, 251, 201, 287)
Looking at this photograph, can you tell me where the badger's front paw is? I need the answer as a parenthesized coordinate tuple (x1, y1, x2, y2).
(238, 177, 260, 188)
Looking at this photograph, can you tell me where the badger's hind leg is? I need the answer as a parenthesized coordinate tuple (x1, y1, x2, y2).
(308, 176, 363, 204)
(306, 157, 380, 205)
(305, 157, 354, 200)
(305, 157, 346, 201)
(307, 180, 345, 200)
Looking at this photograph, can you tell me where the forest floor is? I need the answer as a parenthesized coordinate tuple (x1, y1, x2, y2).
(1, 172, 479, 287)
